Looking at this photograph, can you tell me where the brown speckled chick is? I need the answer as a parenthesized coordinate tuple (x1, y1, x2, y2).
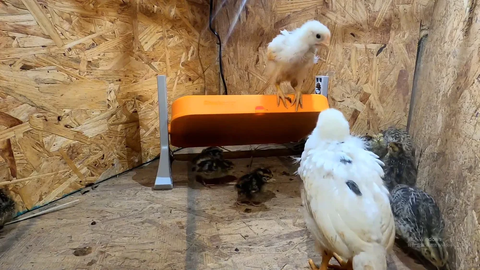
(382, 127, 415, 158)
(391, 184, 449, 269)
(381, 142, 417, 192)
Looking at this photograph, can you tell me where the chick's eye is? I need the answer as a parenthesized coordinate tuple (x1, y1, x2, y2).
(316, 34, 321, 39)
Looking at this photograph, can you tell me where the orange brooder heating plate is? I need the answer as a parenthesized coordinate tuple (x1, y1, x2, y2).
(168, 94, 330, 147)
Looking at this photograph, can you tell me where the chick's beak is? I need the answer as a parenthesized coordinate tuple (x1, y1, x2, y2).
(266, 177, 276, 183)
(316, 36, 331, 50)
(323, 35, 331, 46)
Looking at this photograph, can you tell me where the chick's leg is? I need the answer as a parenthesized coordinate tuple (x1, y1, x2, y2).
(290, 79, 303, 111)
(195, 176, 212, 188)
(309, 251, 336, 270)
(308, 259, 319, 270)
(333, 253, 348, 268)
(346, 260, 353, 270)
(275, 83, 291, 108)
(291, 89, 303, 111)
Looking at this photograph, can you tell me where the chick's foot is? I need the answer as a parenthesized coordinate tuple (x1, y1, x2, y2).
(291, 91, 303, 111)
(275, 84, 291, 108)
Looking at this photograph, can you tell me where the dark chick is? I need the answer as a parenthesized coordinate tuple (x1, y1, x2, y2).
(235, 168, 274, 202)
(191, 147, 235, 186)
(363, 127, 415, 160)
(362, 133, 388, 159)
(192, 146, 224, 162)
(0, 189, 15, 230)
(381, 142, 417, 192)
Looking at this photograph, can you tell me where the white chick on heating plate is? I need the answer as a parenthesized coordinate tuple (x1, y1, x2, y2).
(262, 20, 331, 111)
(297, 108, 395, 270)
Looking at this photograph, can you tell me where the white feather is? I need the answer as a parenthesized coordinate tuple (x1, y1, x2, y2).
(264, 20, 331, 86)
(268, 29, 308, 63)
(298, 108, 395, 269)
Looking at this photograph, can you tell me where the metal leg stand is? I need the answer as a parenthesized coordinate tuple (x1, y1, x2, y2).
(153, 75, 173, 190)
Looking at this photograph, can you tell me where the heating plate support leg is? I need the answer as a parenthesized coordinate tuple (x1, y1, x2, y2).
(153, 75, 173, 190)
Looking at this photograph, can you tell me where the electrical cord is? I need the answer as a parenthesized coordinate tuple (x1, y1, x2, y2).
(208, 0, 228, 95)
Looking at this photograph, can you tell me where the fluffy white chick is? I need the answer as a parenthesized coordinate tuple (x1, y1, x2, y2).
(262, 20, 331, 111)
(297, 108, 395, 270)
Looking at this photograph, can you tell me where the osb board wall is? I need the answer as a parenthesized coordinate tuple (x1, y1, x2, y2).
(409, 0, 480, 268)
(214, 0, 432, 135)
(0, 0, 217, 212)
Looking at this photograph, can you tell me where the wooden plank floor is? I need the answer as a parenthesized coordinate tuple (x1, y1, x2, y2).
(0, 157, 427, 270)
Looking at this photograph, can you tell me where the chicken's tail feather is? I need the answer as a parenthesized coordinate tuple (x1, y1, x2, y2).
(352, 244, 388, 270)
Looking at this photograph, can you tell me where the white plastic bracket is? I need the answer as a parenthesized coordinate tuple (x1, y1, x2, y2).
(153, 75, 173, 190)
(315, 76, 329, 97)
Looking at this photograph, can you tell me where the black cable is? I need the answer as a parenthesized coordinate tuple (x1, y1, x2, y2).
(208, 0, 228, 95)
(170, 147, 185, 155)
